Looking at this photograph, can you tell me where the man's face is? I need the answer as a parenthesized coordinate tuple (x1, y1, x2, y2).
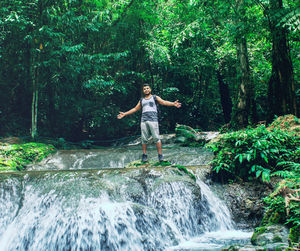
(143, 86, 151, 95)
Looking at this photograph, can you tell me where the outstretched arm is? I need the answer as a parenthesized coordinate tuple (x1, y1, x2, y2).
(117, 101, 141, 119)
(155, 96, 181, 108)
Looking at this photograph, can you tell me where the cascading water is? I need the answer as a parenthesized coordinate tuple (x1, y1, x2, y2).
(0, 144, 252, 250)
(26, 145, 214, 171)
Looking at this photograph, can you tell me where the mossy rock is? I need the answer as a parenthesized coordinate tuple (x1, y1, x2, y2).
(125, 160, 172, 169)
(125, 160, 196, 181)
(289, 226, 300, 246)
(0, 143, 56, 171)
(251, 224, 289, 246)
(251, 226, 267, 244)
(175, 124, 204, 144)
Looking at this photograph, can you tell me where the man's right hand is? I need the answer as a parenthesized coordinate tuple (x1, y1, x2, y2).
(117, 112, 125, 119)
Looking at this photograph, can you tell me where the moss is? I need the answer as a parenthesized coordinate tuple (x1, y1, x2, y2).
(221, 246, 239, 251)
(269, 211, 284, 224)
(289, 226, 300, 244)
(173, 165, 196, 181)
(125, 160, 196, 181)
(251, 226, 266, 244)
(125, 160, 173, 168)
(261, 200, 286, 226)
(0, 143, 56, 171)
(175, 124, 205, 147)
(272, 235, 282, 243)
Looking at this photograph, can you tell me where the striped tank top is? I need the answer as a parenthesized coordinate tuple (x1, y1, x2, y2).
(141, 96, 158, 122)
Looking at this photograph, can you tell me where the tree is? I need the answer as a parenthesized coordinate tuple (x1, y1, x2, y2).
(265, 0, 297, 120)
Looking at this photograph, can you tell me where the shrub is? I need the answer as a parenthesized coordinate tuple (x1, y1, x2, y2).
(207, 123, 300, 247)
(206, 125, 299, 182)
(263, 178, 300, 246)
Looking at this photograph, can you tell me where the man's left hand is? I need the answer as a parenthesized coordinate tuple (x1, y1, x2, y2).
(174, 100, 181, 108)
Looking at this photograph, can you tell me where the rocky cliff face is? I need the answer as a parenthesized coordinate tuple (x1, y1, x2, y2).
(209, 180, 273, 229)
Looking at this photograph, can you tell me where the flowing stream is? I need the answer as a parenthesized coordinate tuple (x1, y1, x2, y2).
(0, 144, 252, 250)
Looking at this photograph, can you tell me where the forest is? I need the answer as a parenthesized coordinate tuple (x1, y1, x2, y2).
(0, 0, 299, 141)
(0, 0, 299, 248)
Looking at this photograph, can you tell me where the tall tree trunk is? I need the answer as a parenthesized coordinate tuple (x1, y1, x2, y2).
(235, 36, 251, 127)
(230, 0, 257, 128)
(48, 82, 56, 135)
(31, 65, 38, 139)
(216, 70, 232, 123)
(267, 0, 297, 121)
(31, 39, 41, 139)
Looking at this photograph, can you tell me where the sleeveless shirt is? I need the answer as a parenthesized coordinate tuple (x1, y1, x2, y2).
(141, 96, 158, 122)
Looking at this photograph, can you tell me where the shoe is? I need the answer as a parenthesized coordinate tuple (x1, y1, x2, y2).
(142, 154, 148, 162)
(158, 154, 164, 162)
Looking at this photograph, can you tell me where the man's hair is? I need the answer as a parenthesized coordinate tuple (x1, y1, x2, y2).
(143, 83, 151, 88)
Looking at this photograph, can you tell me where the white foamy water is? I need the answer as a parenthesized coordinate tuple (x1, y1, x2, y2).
(168, 230, 253, 250)
(27, 144, 213, 171)
(0, 146, 252, 250)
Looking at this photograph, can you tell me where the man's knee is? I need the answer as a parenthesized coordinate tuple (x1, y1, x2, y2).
(141, 138, 149, 144)
(152, 135, 161, 143)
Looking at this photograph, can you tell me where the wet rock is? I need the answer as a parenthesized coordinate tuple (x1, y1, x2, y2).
(126, 134, 177, 146)
(174, 136, 187, 144)
(211, 181, 272, 229)
(201, 131, 220, 142)
(222, 244, 262, 250)
(251, 224, 289, 246)
(175, 124, 205, 145)
(124, 130, 220, 146)
(223, 242, 288, 251)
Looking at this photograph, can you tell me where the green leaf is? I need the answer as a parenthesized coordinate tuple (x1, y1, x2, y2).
(261, 170, 270, 183)
(256, 170, 262, 178)
(246, 153, 251, 162)
(261, 152, 269, 163)
(239, 154, 243, 163)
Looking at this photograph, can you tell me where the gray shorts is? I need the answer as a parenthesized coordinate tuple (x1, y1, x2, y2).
(141, 121, 161, 144)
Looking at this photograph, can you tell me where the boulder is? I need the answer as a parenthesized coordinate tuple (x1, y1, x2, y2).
(125, 134, 177, 146)
(175, 124, 206, 146)
(251, 224, 289, 247)
(223, 242, 288, 251)
(211, 181, 272, 229)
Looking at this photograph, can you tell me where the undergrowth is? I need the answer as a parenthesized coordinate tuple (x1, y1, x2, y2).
(207, 123, 300, 246)
(0, 143, 56, 171)
(206, 125, 299, 182)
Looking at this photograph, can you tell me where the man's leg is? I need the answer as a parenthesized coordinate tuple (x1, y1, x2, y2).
(142, 143, 147, 154)
(141, 122, 149, 162)
(141, 122, 149, 153)
(156, 141, 162, 155)
(148, 121, 163, 160)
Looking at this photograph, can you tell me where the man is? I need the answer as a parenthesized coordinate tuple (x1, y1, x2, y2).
(117, 84, 181, 162)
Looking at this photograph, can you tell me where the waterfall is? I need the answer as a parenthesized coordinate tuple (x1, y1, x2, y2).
(0, 146, 252, 250)
(27, 145, 213, 171)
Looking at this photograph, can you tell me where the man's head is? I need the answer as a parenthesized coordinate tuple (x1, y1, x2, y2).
(143, 84, 152, 96)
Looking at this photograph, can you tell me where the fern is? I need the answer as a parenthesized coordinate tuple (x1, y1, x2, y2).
(273, 7, 300, 33)
(271, 170, 296, 179)
(208, 124, 299, 182)
(277, 161, 300, 170)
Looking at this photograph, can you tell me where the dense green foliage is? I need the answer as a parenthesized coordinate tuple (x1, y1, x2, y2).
(207, 125, 299, 182)
(262, 177, 300, 245)
(207, 116, 300, 246)
(0, 143, 56, 171)
(0, 0, 298, 141)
